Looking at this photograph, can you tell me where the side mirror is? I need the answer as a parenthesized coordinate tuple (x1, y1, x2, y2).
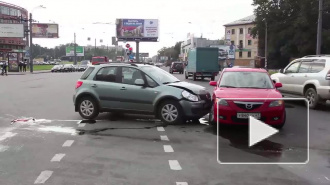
(209, 81, 217, 86)
(279, 69, 284, 73)
(275, 82, 282, 88)
(134, 79, 145, 86)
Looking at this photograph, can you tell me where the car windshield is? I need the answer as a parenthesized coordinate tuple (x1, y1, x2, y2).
(140, 66, 180, 84)
(219, 71, 274, 89)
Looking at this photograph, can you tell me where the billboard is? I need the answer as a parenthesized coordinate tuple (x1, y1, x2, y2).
(116, 19, 159, 42)
(32, 23, 59, 38)
(210, 45, 236, 60)
(139, 53, 149, 57)
(0, 24, 24, 38)
(66, 46, 84, 56)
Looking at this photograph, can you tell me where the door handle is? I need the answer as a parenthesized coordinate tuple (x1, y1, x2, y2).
(120, 87, 126, 90)
(91, 84, 97, 88)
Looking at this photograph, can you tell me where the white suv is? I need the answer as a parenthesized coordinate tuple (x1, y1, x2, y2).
(271, 55, 330, 109)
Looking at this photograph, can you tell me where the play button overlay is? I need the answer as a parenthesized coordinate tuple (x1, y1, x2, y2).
(249, 116, 279, 147)
(217, 98, 309, 164)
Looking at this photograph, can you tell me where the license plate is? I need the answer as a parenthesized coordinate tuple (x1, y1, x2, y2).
(237, 113, 261, 119)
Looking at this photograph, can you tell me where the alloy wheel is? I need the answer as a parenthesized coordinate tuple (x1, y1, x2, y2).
(161, 104, 178, 123)
(80, 100, 94, 117)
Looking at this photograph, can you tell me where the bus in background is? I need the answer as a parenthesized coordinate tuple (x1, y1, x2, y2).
(91, 56, 109, 65)
(116, 56, 124, 62)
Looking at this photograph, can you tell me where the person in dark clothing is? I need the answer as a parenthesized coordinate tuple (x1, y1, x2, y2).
(1, 61, 8, 76)
(23, 60, 27, 72)
(19, 61, 22, 72)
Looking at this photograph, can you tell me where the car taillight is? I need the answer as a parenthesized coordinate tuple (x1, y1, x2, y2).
(76, 81, 83, 89)
(326, 70, 330, 80)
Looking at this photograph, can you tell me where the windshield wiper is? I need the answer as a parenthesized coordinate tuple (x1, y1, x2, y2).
(219, 85, 237, 88)
(163, 81, 180, 84)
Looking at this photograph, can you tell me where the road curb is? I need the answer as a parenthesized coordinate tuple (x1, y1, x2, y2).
(6, 70, 52, 75)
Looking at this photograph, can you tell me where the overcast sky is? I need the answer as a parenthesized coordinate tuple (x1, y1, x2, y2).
(10, 0, 255, 56)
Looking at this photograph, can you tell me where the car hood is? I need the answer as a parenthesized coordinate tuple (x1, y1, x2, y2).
(214, 88, 282, 99)
(167, 81, 207, 94)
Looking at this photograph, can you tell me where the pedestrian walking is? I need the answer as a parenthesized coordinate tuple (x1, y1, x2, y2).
(23, 60, 27, 72)
(19, 61, 23, 72)
(1, 60, 8, 76)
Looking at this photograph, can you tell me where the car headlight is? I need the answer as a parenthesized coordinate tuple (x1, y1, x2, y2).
(216, 98, 229, 106)
(269, 100, 284, 107)
(182, 90, 199, 102)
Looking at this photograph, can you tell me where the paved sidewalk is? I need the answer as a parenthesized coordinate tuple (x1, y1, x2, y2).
(6, 70, 51, 75)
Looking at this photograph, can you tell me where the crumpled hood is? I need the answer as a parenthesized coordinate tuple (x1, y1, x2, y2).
(167, 82, 207, 94)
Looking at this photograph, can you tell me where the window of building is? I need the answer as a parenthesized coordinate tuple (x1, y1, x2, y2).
(240, 28, 243, 34)
(248, 28, 252, 34)
(2, 7, 9, 15)
(248, 51, 252, 58)
(17, 10, 21, 17)
(239, 52, 243, 58)
(239, 40, 243, 48)
(231, 29, 235, 34)
(248, 40, 252, 45)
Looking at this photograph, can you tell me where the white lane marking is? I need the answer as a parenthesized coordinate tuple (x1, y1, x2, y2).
(78, 123, 86, 128)
(34, 170, 53, 184)
(157, 127, 165, 131)
(176, 182, 188, 185)
(50, 153, 66, 162)
(164, 145, 174, 152)
(160, 135, 169, 141)
(0, 132, 17, 142)
(199, 118, 209, 125)
(169, 160, 182, 170)
(62, 140, 74, 147)
(77, 120, 82, 124)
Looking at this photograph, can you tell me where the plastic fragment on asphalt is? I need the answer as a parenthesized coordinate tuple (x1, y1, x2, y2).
(38, 126, 77, 135)
(0, 145, 9, 152)
(10, 118, 51, 125)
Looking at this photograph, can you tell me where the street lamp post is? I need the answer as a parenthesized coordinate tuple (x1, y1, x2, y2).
(316, 0, 323, 55)
(29, 5, 46, 73)
(265, 21, 268, 70)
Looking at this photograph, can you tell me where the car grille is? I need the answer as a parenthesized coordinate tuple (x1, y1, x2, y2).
(231, 116, 267, 123)
(234, 101, 263, 111)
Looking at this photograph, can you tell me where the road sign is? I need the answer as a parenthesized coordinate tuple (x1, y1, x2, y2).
(25, 50, 30, 57)
(126, 44, 130, 48)
(249, 116, 279, 147)
(66, 46, 84, 56)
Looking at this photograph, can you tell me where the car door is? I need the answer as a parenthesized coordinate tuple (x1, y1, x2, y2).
(279, 61, 301, 93)
(92, 66, 124, 109)
(118, 67, 159, 112)
(292, 60, 313, 95)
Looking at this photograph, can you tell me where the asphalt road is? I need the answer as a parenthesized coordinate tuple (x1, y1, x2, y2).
(0, 67, 330, 185)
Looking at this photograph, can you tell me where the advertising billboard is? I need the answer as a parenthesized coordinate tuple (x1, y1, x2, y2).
(32, 23, 59, 38)
(0, 24, 24, 38)
(210, 45, 236, 60)
(66, 46, 84, 56)
(116, 19, 158, 42)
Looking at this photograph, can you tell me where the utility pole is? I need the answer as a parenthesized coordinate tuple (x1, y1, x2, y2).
(74, 33, 77, 65)
(94, 38, 96, 56)
(136, 41, 140, 62)
(29, 13, 33, 73)
(265, 21, 268, 70)
(316, 0, 323, 55)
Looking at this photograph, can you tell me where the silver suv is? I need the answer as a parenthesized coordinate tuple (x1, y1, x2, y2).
(271, 55, 330, 109)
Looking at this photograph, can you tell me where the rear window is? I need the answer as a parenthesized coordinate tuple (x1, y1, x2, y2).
(80, 67, 95, 80)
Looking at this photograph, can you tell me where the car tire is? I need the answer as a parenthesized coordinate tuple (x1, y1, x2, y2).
(185, 72, 188, 79)
(193, 73, 197, 81)
(209, 104, 216, 126)
(158, 100, 184, 124)
(78, 96, 99, 120)
(305, 88, 319, 109)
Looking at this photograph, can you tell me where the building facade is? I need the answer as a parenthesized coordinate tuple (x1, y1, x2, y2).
(0, 1, 28, 59)
(224, 15, 259, 67)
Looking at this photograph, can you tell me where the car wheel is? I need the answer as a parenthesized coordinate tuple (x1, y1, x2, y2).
(185, 72, 188, 79)
(305, 88, 319, 109)
(78, 97, 99, 120)
(193, 73, 197, 81)
(158, 100, 183, 124)
(209, 104, 216, 126)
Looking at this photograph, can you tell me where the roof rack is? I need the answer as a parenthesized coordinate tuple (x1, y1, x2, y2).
(302, 55, 330, 58)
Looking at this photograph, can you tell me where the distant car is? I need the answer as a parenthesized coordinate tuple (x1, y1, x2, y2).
(77, 65, 87, 72)
(209, 68, 286, 129)
(62, 64, 74, 72)
(155, 63, 162, 67)
(169, 62, 184, 74)
(81, 60, 91, 66)
(51, 65, 62, 72)
(73, 63, 212, 123)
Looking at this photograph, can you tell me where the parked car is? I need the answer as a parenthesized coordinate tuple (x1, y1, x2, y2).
(155, 63, 163, 68)
(209, 68, 286, 129)
(81, 60, 91, 66)
(169, 62, 184, 74)
(77, 65, 87, 72)
(51, 65, 62, 72)
(271, 55, 330, 109)
(73, 63, 212, 124)
(62, 64, 74, 72)
(73, 65, 80, 72)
